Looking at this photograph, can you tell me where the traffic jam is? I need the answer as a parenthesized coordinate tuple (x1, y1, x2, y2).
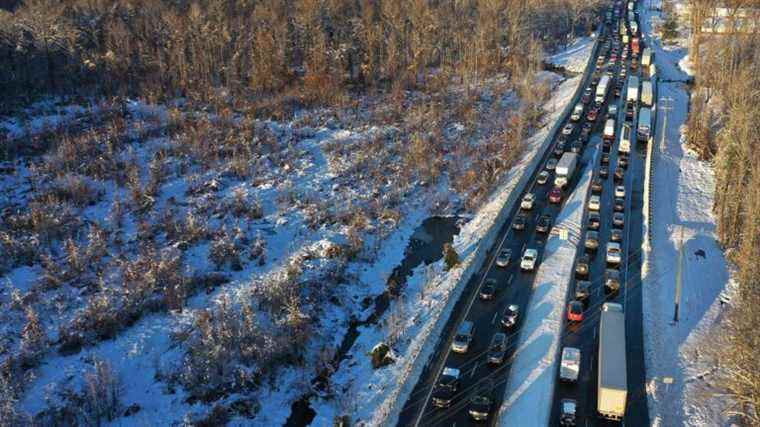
(556, 0, 654, 425)
(415, 0, 656, 425)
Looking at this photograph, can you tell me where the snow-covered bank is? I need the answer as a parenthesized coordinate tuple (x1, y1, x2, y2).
(497, 140, 596, 426)
(547, 37, 595, 74)
(640, 2, 734, 426)
(307, 38, 597, 427)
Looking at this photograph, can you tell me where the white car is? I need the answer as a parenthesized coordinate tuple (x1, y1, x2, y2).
(615, 185, 626, 198)
(521, 248, 539, 271)
(571, 104, 584, 122)
(559, 347, 581, 382)
(546, 158, 559, 171)
(606, 242, 622, 264)
(495, 249, 512, 268)
(521, 193, 535, 210)
(537, 171, 550, 185)
(562, 123, 575, 135)
(588, 195, 601, 211)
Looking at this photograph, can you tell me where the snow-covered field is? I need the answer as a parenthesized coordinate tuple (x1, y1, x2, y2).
(497, 143, 597, 426)
(640, 2, 734, 426)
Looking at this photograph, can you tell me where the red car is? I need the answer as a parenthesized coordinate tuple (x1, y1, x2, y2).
(586, 109, 598, 122)
(567, 300, 584, 322)
(549, 187, 563, 204)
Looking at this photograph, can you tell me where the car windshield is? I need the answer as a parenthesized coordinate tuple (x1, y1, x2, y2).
(454, 334, 467, 342)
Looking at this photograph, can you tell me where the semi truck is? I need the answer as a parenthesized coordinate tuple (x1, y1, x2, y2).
(596, 75, 611, 104)
(626, 76, 640, 103)
(641, 47, 653, 67)
(620, 124, 632, 154)
(641, 80, 653, 106)
(637, 107, 652, 142)
(598, 303, 627, 420)
(554, 152, 579, 188)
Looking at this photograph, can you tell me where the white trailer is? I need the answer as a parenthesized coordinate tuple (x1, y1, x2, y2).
(641, 80, 653, 106)
(604, 118, 616, 141)
(554, 152, 579, 188)
(598, 303, 628, 420)
(620, 124, 633, 154)
(626, 76, 640, 103)
(596, 75, 611, 104)
(641, 47, 653, 67)
(637, 107, 652, 142)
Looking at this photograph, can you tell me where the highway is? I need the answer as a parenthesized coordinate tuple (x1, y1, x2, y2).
(396, 17, 611, 427)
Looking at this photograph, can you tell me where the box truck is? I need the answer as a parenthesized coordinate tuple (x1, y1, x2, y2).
(598, 303, 627, 420)
(641, 80, 653, 106)
(604, 118, 616, 141)
(554, 152, 579, 188)
(596, 75, 611, 104)
(641, 47, 653, 67)
(620, 124, 632, 154)
(626, 76, 640, 103)
(637, 107, 652, 142)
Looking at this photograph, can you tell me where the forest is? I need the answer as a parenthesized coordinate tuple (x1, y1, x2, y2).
(685, 26, 760, 425)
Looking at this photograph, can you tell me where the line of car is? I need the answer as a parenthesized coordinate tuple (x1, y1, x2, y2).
(558, 1, 641, 424)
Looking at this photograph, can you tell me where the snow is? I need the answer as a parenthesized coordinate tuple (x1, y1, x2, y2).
(547, 37, 596, 74)
(309, 40, 595, 426)
(640, 2, 734, 426)
(497, 139, 597, 427)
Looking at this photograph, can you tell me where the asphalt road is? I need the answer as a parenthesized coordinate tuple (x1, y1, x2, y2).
(549, 5, 651, 427)
(396, 22, 609, 427)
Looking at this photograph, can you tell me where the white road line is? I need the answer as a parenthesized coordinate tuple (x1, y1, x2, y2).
(470, 363, 478, 378)
(508, 275, 514, 286)
(492, 312, 499, 325)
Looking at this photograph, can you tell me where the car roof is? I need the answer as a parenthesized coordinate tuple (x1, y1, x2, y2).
(608, 242, 621, 249)
(525, 249, 537, 256)
(562, 347, 581, 359)
(508, 304, 519, 311)
(443, 367, 460, 377)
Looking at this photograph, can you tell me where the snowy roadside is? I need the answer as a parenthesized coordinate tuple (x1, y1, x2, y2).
(497, 139, 597, 427)
(308, 40, 597, 427)
(547, 37, 595, 74)
(639, 3, 734, 426)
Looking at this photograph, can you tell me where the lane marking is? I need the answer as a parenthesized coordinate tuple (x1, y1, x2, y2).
(492, 312, 499, 325)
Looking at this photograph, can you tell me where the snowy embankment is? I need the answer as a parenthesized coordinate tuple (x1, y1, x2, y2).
(639, 3, 734, 426)
(497, 143, 597, 427)
(308, 40, 596, 427)
(547, 37, 595, 74)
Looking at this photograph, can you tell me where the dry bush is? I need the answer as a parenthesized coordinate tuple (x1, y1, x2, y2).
(83, 359, 121, 425)
(209, 228, 243, 271)
(20, 307, 47, 367)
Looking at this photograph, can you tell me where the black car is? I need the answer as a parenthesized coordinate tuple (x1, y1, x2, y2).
(513, 214, 527, 230)
(605, 269, 621, 293)
(591, 178, 603, 194)
(479, 278, 498, 300)
(588, 212, 601, 230)
(613, 212, 625, 228)
(602, 140, 612, 153)
(580, 127, 592, 143)
(618, 155, 629, 169)
(487, 333, 507, 365)
(614, 166, 625, 182)
(571, 140, 583, 154)
(575, 280, 591, 302)
(614, 197, 625, 212)
(601, 153, 610, 165)
(468, 392, 493, 422)
(537, 214, 552, 234)
(560, 399, 577, 426)
(501, 304, 520, 329)
(575, 254, 591, 279)
(611, 228, 624, 243)
(554, 141, 567, 157)
(626, 102, 635, 121)
(432, 367, 460, 408)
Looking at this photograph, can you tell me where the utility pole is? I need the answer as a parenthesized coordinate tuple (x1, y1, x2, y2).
(674, 225, 684, 322)
(659, 96, 673, 155)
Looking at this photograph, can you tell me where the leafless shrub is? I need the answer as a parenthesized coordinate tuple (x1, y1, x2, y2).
(228, 189, 263, 220)
(83, 359, 121, 425)
(20, 307, 47, 367)
(209, 228, 243, 271)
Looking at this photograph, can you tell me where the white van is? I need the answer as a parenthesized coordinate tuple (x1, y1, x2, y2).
(603, 118, 616, 141)
(560, 347, 581, 382)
